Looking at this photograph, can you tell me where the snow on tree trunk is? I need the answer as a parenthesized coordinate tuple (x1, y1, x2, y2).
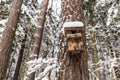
(27, 0, 49, 80)
(58, 0, 88, 80)
(0, 0, 23, 79)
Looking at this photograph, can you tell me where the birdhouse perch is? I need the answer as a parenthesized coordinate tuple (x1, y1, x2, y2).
(63, 21, 85, 52)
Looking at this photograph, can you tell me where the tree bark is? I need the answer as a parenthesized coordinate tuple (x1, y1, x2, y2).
(27, 0, 49, 80)
(13, 33, 27, 80)
(58, 0, 88, 80)
(0, 0, 23, 79)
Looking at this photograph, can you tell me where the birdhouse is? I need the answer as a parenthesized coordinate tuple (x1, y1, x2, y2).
(63, 21, 85, 52)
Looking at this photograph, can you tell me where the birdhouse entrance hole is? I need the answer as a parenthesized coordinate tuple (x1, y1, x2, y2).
(71, 30, 76, 34)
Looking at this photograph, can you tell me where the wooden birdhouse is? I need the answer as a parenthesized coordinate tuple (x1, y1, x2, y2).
(63, 21, 85, 52)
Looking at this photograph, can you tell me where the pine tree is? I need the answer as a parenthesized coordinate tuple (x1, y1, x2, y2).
(0, 0, 23, 79)
(58, 0, 88, 80)
(27, 0, 49, 80)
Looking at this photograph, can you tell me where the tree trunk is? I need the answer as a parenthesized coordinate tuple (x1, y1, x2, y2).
(0, 0, 23, 79)
(13, 33, 27, 80)
(58, 0, 88, 80)
(27, 0, 49, 80)
(87, 1, 101, 79)
(93, 33, 101, 80)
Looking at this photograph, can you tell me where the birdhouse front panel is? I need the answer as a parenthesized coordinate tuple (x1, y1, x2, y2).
(63, 21, 85, 52)
(67, 38, 85, 51)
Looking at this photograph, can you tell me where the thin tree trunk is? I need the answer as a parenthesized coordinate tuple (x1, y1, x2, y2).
(58, 0, 88, 80)
(93, 45, 101, 80)
(88, 1, 101, 79)
(93, 34, 101, 80)
(27, 0, 49, 80)
(0, 0, 23, 79)
(13, 33, 27, 80)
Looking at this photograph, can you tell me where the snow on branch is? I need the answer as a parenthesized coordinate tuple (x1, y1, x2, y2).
(0, 0, 8, 3)
(37, 0, 43, 4)
(26, 58, 57, 78)
(35, 64, 57, 80)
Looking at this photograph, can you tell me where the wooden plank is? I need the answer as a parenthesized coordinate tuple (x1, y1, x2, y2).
(66, 33, 82, 38)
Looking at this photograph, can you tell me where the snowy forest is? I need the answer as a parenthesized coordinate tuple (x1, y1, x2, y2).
(0, 0, 120, 80)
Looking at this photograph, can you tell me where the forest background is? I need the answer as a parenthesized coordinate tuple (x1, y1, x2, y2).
(0, 0, 120, 80)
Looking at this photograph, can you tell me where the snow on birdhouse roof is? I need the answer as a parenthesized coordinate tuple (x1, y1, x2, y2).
(63, 21, 84, 28)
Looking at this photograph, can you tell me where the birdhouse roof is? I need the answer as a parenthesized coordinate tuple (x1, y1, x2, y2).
(63, 21, 84, 28)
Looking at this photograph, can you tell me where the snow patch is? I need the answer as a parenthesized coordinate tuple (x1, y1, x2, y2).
(0, 18, 8, 26)
(37, 0, 43, 4)
(0, 27, 4, 32)
(116, 23, 120, 27)
(0, 0, 7, 3)
(63, 21, 84, 28)
(34, 33, 40, 38)
(37, 26, 42, 29)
